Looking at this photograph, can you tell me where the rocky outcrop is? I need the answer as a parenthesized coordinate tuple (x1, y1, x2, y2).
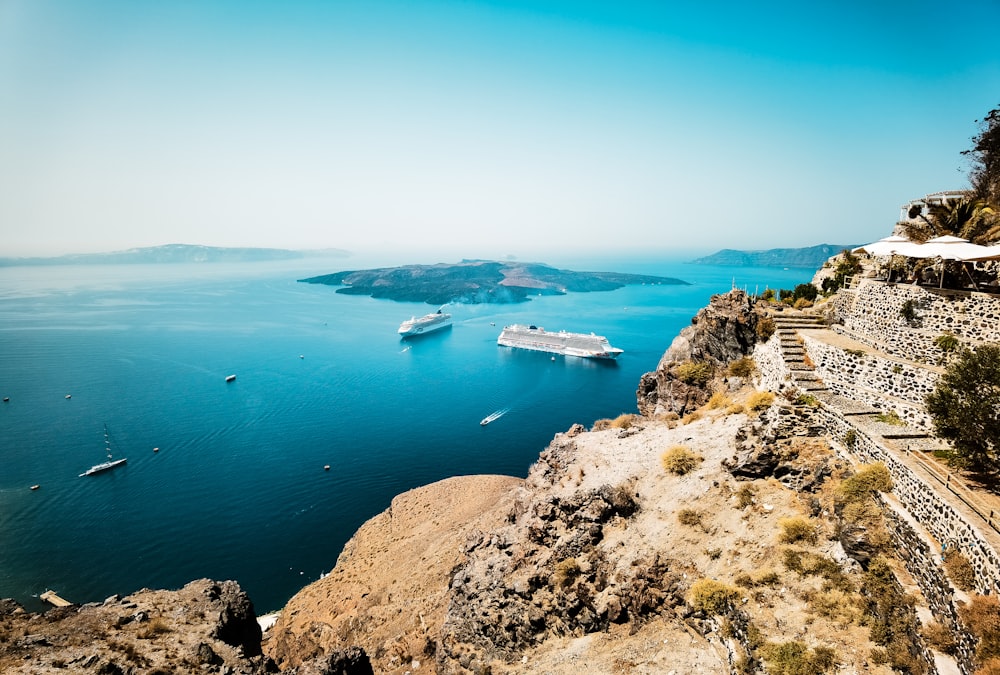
(0, 579, 273, 674)
(637, 289, 768, 416)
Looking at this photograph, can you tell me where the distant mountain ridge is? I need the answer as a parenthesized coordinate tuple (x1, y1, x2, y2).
(0, 244, 350, 267)
(690, 243, 859, 269)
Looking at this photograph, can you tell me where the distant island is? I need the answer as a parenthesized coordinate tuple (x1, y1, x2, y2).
(0, 244, 351, 267)
(299, 260, 688, 304)
(690, 243, 860, 269)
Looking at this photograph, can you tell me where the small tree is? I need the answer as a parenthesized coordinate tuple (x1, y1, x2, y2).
(963, 105, 1000, 207)
(926, 344, 1000, 474)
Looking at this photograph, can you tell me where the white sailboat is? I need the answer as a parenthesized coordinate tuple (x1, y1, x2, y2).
(79, 424, 127, 477)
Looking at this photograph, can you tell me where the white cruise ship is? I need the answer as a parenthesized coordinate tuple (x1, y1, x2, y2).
(497, 324, 623, 360)
(398, 310, 452, 337)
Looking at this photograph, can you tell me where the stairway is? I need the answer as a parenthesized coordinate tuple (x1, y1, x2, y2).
(769, 311, 829, 394)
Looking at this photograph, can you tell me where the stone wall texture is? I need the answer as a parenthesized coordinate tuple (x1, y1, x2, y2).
(751, 334, 790, 393)
(834, 280, 1000, 365)
(802, 334, 938, 430)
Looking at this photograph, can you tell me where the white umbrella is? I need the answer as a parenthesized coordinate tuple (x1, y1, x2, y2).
(853, 235, 914, 256)
(919, 235, 998, 261)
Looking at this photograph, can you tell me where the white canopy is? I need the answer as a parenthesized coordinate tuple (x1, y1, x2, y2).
(853, 236, 916, 257)
(918, 236, 1000, 261)
(856, 235, 1000, 261)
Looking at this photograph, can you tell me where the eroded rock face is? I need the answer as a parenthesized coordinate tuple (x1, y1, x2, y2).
(724, 402, 840, 493)
(637, 289, 766, 417)
(435, 436, 682, 673)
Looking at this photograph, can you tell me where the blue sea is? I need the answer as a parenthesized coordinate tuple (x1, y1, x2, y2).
(0, 255, 811, 612)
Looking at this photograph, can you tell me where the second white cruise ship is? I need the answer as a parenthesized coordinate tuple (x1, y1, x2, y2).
(497, 324, 623, 360)
(398, 310, 452, 338)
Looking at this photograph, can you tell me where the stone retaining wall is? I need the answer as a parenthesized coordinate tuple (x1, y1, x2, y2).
(751, 334, 790, 393)
(835, 280, 1000, 365)
(882, 504, 977, 674)
(820, 408, 1000, 600)
(802, 335, 937, 430)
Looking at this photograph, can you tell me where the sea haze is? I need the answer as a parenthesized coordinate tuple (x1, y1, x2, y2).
(0, 256, 811, 612)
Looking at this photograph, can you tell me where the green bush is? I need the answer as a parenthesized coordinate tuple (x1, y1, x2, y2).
(900, 299, 918, 325)
(675, 360, 714, 386)
(761, 288, 776, 301)
(926, 344, 1000, 474)
(793, 283, 818, 301)
(934, 332, 961, 353)
(874, 410, 904, 426)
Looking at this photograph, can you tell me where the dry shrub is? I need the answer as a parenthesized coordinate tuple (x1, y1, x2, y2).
(735, 569, 780, 588)
(838, 463, 892, 503)
(757, 316, 776, 341)
(706, 390, 732, 410)
(591, 418, 613, 431)
(960, 594, 1000, 662)
(675, 360, 713, 386)
(761, 641, 836, 674)
(137, 617, 171, 639)
(978, 658, 1000, 675)
(677, 508, 703, 528)
(783, 549, 853, 592)
(922, 621, 957, 655)
(610, 413, 640, 429)
(726, 403, 746, 415)
(944, 548, 976, 592)
(552, 558, 581, 588)
(736, 483, 756, 508)
(778, 516, 818, 544)
(682, 410, 703, 424)
(793, 297, 814, 309)
(688, 579, 740, 615)
(746, 391, 775, 413)
(661, 446, 703, 475)
(728, 356, 756, 378)
(805, 588, 862, 626)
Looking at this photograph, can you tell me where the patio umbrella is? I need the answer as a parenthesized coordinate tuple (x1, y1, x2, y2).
(852, 235, 915, 256)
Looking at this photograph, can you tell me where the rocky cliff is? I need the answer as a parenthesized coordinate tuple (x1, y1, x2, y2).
(636, 288, 769, 417)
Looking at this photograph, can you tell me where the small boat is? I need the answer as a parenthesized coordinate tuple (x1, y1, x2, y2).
(225, 374, 236, 382)
(480, 408, 509, 426)
(80, 424, 127, 477)
(30, 484, 39, 491)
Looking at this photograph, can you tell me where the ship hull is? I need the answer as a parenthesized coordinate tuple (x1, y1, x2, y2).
(398, 311, 453, 338)
(497, 325, 623, 360)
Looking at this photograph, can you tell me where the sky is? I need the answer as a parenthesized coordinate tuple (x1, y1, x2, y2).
(2, 0, 999, 260)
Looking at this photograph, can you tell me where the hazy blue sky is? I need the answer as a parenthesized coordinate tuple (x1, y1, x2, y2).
(2, 1, 999, 259)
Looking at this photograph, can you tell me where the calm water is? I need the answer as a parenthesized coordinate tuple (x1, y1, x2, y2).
(0, 256, 810, 612)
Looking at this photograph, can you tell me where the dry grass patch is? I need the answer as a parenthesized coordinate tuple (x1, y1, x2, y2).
(728, 356, 756, 378)
(761, 641, 836, 674)
(552, 558, 581, 588)
(706, 390, 732, 410)
(944, 548, 976, 592)
(778, 516, 818, 544)
(688, 579, 740, 615)
(922, 621, 957, 655)
(610, 413, 641, 429)
(661, 446, 704, 475)
(746, 391, 775, 414)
